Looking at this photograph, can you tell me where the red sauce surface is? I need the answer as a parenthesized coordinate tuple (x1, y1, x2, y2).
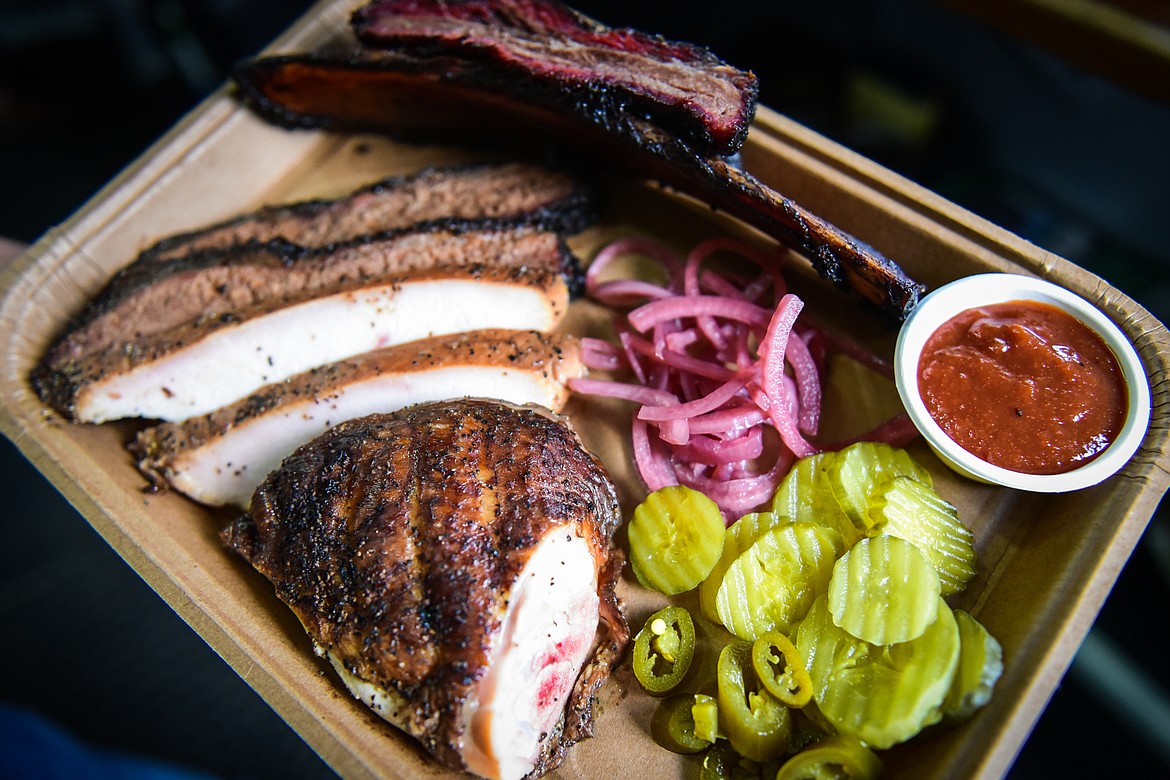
(917, 300, 1127, 475)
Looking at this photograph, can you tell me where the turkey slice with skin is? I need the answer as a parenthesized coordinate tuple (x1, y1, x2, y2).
(43, 263, 569, 423)
(133, 329, 584, 508)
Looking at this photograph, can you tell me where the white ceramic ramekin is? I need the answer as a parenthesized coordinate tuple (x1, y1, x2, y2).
(894, 273, 1151, 492)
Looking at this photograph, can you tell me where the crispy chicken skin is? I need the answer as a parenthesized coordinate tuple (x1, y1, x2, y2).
(222, 398, 628, 778)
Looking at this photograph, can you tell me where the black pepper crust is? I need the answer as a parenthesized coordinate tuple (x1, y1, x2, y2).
(221, 398, 627, 775)
(38, 217, 582, 375)
(87, 216, 585, 336)
(349, 0, 759, 158)
(130, 329, 583, 499)
(234, 46, 922, 321)
(137, 161, 597, 264)
(33, 257, 570, 421)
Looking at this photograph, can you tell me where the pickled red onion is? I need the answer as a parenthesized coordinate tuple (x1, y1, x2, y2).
(571, 236, 911, 519)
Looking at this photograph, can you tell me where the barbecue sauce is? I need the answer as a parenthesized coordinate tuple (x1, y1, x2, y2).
(917, 300, 1126, 475)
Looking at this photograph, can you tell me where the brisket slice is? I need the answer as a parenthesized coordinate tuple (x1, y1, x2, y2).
(233, 49, 924, 320)
(351, 0, 758, 158)
(138, 161, 595, 262)
(40, 219, 582, 369)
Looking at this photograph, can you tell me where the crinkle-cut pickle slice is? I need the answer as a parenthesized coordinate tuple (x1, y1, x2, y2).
(716, 521, 844, 641)
(828, 535, 942, 646)
(942, 609, 1004, 723)
(828, 442, 932, 534)
(796, 595, 960, 749)
(628, 485, 725, 595)
(699, 511, 790, 624)
(869, 475, 977, 597)
(770, 451, 861, 547)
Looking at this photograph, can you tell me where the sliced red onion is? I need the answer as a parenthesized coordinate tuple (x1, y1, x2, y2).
(580, 337, 625, 371)
(617, 331, 730, 381)
(757, 293, 803, 402)
(637, 373, 751, 421)
(741, 270, 785, 304)
(617, 330, 648, 385)
(687, 404, 767, 437)
(785, 331, 821, 436)
(699, 270, 751, 300)
(751, 384, 815, 459)
(679, 427, 765, 466)
(572, 235, 911, 518)
(588, 279, 673, 306)
(756, 294, 816, 458)
(586, 237, 682, 296)
(631, 416, 678, 492)
(628, 295, 772, 332)
(664, 328, 701, 352)
(567, 377, 675, 408)
(679, 450, 793, 520)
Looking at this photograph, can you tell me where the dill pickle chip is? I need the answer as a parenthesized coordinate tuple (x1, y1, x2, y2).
(868, 476, 977, 597)
(827, 442, 933, 534)
(699, 511, 790, 624)
(771, 452, 861, 546)
(730, 511, 792, 551)
(629, 485, 726, 595)
(716, 521, 844, 641)
(827, 535, 941, 646)
(942, 610, 1003, 723)
(796, 595, 960, 749)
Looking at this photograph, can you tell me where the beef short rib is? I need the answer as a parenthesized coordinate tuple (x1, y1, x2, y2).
(236, 47, 923, 320)
(351, 0, 759, 158)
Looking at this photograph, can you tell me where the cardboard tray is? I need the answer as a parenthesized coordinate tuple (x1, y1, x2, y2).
(2, 2, 1168, 778)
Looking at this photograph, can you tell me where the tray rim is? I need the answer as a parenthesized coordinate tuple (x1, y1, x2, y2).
(1, 2, 1168, 778)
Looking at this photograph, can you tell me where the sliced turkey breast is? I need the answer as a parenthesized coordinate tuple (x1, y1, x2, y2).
(40, 263, 569, 423)
(138, 161, 594, 262)
(42, 220, 580, 367)
(132, 329, 584, 507)
(221, 398, 628, 780)
(324, 526, 602, 780)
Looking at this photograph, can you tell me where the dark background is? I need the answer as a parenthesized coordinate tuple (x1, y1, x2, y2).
(2, 0, 1168, 777)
